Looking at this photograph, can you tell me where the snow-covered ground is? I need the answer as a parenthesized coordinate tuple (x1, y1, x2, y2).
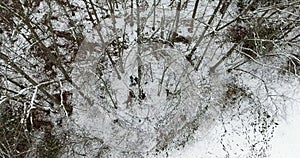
(165, 92, 300, 158)
(1, 0, 299, 157)
(70, 1, 300, 157)
(270, 102, 300, 158)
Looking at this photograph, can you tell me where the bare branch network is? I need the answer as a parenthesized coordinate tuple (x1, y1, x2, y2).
(0, 0, 299, 157)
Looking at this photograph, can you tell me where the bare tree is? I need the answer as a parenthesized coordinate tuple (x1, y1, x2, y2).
(1, 0, 299, 157)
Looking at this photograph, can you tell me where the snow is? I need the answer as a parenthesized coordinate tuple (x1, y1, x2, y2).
(67, 0, 300, 156)
(1, 0, 299, 157)
(163, 82, 300, 158)
(270, 102, 300, 158)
